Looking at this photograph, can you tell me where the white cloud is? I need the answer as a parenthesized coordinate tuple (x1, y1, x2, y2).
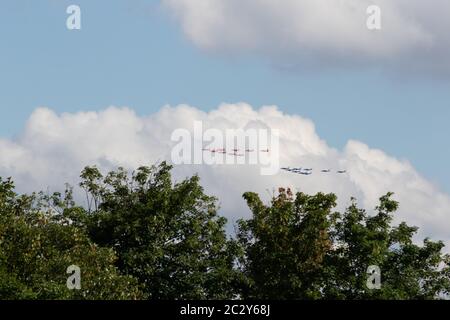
(162, 0, 450, 74)
(1, 104, 449, 247)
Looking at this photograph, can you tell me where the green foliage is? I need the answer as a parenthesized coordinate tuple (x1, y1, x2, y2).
(0, 177, 142, 299)
(1, 166, 449, 300)
(237, 188, 450, 299)
(79, 162, 240, 299)
(237, 188, 337, 299)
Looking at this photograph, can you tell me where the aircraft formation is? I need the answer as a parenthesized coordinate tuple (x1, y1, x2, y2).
(281, 167, 347, 175)
(200, 148, 346, 175)
(202, 148, 270, 157)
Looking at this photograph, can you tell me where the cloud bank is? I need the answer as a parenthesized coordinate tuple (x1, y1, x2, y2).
(0, 104, 449, 246)
(163, 0, 450, 74)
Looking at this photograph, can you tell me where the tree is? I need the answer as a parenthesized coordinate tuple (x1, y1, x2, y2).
(0, 177, 142, 300)
(80, 162, 241, 299)
(2, 164, 450, 300)
(237, 188, 450, 299)
(236, 188, 337, 299)
(323, 193, 450, 299)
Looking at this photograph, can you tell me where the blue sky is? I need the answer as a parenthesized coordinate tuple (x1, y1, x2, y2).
(1, 0, 450, 193)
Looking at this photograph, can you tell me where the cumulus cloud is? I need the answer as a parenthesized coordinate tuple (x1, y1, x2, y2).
(0, 104, 449, 247)
(162, 0, 450, 74)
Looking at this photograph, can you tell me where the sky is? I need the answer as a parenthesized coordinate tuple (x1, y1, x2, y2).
(1, 1, 450, 242)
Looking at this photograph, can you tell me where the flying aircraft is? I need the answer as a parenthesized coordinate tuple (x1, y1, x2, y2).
(229, 151, 244, 156)
(282, 167, 312, 175)
(280, 165, 346, 175)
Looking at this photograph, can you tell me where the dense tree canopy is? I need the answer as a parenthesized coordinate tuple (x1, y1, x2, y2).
(0, 164, 449, 300)
(78, 163, 240, 299)
(237, 188, 450, 299)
